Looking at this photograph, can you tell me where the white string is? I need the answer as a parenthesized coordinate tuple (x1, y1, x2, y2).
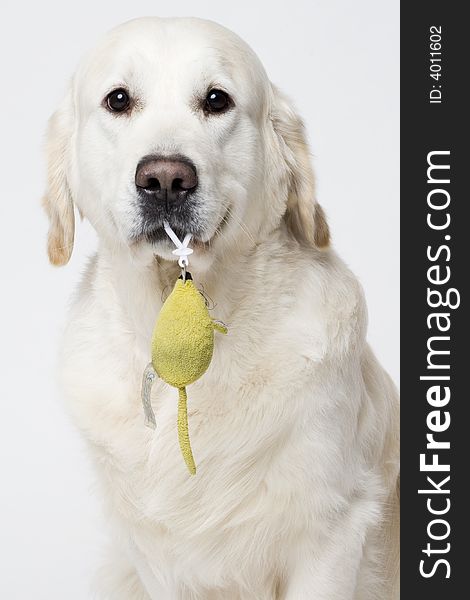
(163, 221, 193, 268)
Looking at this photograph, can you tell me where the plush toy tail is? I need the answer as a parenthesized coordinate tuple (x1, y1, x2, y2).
(177, 387, 196, 475)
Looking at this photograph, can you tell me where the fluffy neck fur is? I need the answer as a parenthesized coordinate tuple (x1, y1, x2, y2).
(98, 224, 302, 344)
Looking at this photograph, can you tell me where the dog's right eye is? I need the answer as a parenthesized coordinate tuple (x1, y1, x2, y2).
(105, 88, 131, 113)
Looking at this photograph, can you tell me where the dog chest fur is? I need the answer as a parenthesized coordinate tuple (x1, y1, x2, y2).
(57, 241, 393, 597)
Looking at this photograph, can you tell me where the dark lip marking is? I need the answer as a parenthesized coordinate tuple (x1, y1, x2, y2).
(130, 204, 231, 248)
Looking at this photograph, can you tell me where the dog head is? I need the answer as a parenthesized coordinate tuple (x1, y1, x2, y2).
(43, 17, 329, 269)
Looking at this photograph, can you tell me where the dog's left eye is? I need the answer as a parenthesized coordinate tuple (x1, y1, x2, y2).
(105, 88, 131, 113)
(204, 89, 232, 114)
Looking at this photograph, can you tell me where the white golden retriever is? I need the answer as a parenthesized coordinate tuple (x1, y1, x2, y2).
(43, 17, 399, 600)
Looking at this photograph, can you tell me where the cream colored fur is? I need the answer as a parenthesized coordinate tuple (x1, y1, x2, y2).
(44, 17, 399, 599)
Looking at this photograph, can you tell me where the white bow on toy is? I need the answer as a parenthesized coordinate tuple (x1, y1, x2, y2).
(163, 221, 193, 269)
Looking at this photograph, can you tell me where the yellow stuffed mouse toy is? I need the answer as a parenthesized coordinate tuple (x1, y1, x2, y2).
(141, 223, 227, 475)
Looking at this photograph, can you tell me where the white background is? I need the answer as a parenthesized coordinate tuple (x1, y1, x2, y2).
(0, 1, 399, 598)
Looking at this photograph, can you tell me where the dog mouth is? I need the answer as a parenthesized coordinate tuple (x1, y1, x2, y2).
(132, 206, 230, 251)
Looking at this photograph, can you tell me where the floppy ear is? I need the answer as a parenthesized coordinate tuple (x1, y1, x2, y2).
(42, 89, 75, 266)
(270, 85, 330, 249)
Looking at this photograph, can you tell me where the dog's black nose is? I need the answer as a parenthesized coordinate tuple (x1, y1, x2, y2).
(135, 156, 198, 204)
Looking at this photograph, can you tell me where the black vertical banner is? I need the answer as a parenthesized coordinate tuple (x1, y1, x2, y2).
(401, 3, 468, 597)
